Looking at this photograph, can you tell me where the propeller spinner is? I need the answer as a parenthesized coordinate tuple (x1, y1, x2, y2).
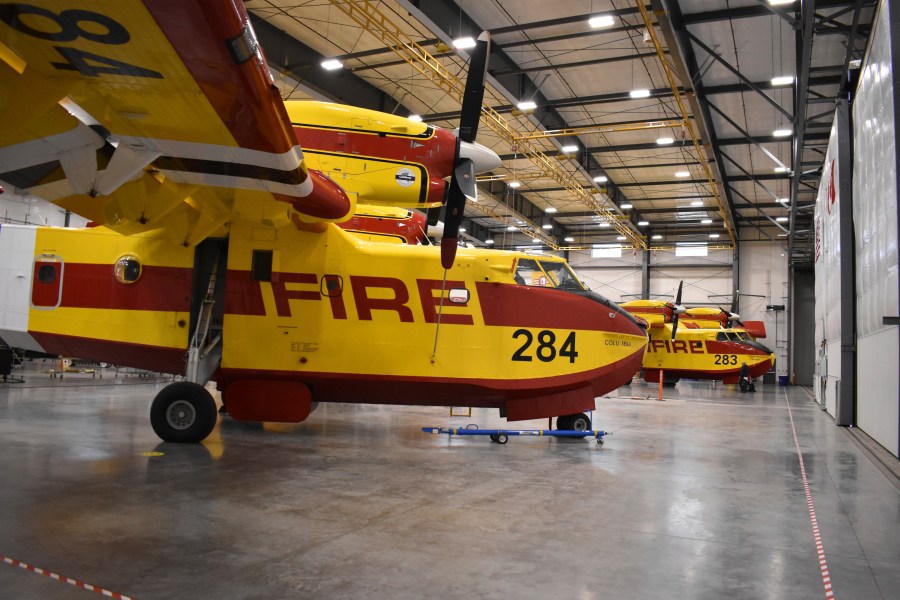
(441, 31, 493, 269)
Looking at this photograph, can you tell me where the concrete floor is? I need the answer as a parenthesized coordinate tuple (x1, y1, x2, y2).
(0, 360, 898, 600)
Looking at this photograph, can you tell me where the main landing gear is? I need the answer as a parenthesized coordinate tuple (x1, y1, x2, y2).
(150, 382, 218, 443)
(556, 412, 591, 432)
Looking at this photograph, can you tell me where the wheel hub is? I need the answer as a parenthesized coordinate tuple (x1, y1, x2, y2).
(166, 400, 196, 430)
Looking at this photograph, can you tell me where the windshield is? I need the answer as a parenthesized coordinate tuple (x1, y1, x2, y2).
(514, 258, 584, 291)
(538, 260, 584, 290)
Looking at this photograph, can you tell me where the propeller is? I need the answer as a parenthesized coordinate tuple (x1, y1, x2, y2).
(718, 305, 744, 327)
(441, 31, 491, 270)
(669, 280, 685, 340)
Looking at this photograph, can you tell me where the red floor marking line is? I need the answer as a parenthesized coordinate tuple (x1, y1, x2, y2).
(783, 390, 835, 599)
(1, 554, 136, 600)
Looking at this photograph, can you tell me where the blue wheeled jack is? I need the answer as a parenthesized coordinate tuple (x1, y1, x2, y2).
(422, 412, 607, 445)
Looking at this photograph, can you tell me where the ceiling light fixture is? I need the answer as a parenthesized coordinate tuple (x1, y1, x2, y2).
(485, 239, 494, 244)
(652, 234, 662, 240)
(320, 58, 343, 70)
(561, 144, 579, 153)
(452, 36, 476, 49)
(532, 238, 541, 243)
(768, 0, 793, 6)
(690, 200, 703, 206)
(506, 226, 517, 231)
(545, 207, 558, 213)
(771, 75, 794, 86)
(701, 219, 713, 224)
(542, 224, 553, 229)
(593, 175, 608, 183)
(517, 100, 537, 111)
(773, 128, 792, 137)
(616, 236, 626, 241)
(564, 236, 575, 242)
(620, 203, 633, 209)
(675, 170, 690, 178)
(776, 217, 789, 222)
(709, 233, 720, 239)
(775, 166, 789, 173)
(407, 114, 423, 122)
(629, 89, 651, 99)
(508, 181, 521, 189)
(638, 220, 649, 226)
(656, 137, 674, 145)
(588, 15, 615, 28)
(459, 227, 466, 233)
(598, 222, 611, 228)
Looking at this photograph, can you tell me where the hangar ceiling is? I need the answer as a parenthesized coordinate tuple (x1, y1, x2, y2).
(246, 0, 875, 268)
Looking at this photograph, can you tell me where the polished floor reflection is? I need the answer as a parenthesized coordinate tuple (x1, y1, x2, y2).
(1, 361, 898, 599)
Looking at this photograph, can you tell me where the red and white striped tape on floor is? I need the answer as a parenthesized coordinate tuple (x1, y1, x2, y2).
(1, 554, 136, 599)
(783, 390, 835, 599)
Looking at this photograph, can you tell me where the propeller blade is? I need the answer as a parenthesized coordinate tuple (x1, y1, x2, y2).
(440, 158, 475, 269)
(440, 31, 490, 270)
(457, 32, 490, 143)
(670, 280, 683, 340)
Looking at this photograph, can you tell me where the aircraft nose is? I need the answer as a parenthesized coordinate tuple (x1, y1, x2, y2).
(458, 140, 501, 174)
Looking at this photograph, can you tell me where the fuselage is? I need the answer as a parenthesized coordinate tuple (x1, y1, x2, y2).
(641, 325, 775, 384)
(0, 222, 647, 422)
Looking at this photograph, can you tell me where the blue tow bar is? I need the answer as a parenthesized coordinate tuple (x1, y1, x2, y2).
(422, 425, 607, 444)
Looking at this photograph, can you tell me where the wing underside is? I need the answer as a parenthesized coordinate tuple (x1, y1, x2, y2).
(0, 0, 352, 244)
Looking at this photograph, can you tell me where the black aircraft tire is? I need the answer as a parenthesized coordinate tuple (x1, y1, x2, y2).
(556, 415, 573, 430)
(150, 382, 217, 443)
(570, 413, 591, 432)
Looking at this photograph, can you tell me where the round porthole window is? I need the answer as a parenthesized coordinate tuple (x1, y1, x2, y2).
(114, 255, 142, 284)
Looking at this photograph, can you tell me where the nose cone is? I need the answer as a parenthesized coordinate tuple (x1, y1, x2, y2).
(458, 140, 501, 174)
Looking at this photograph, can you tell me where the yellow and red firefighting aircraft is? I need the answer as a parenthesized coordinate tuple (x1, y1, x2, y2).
(0, 0, 648, 442)
(620, 284, 775, 385)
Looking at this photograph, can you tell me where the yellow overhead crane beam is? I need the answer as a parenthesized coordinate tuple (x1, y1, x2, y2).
(327, 0, 647, 251)
(512, 118, 685, 141)
(636, 2, 737, 248)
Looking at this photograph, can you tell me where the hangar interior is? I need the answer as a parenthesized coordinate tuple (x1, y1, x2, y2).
(0, 1, 898, 599)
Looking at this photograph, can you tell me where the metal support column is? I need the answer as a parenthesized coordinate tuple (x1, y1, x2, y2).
(642, 248, 651, 299)
(835, 98, 855, 425)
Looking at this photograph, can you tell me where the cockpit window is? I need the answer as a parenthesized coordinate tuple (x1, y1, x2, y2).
(716, 332, 728, 341)
(726, 332, 741, 342)
(538, 260, 584, 291)
(514, 258, 549, 287)
(514, 258, 584, 290)
(736, 331, 752, 341)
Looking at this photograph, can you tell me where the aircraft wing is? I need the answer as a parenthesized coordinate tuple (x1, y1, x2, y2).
(0, 0, 352, 245)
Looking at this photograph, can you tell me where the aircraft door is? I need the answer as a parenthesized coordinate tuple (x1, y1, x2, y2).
(31, 254, 63, 309)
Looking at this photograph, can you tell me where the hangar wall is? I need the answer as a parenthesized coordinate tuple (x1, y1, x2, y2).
(813, 114, 846, 418)
(0, 189, 88, 229)
(851, 0, 900, 456)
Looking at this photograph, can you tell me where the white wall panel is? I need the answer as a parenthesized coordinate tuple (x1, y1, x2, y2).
(852, 0, 900, 456)
(0, 189, 88, 228)
(740, 242, 789, 374)
(813, 119, 843, 411)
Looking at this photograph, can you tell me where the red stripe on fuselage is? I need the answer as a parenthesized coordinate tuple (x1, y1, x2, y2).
(704, 340, 769, 356)
(476, 283, 644, 335)
(57, 264, 192, 312)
